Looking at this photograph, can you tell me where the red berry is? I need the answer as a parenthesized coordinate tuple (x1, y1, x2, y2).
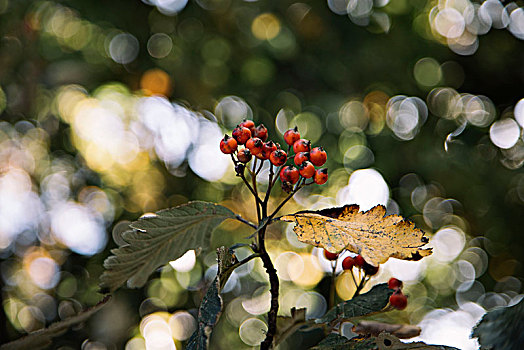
(298, 161, 315, 178)
(309, 146, 327, 166)
(237, 148, 252, 163)
(232, 126, 251, 145)
(314, 168, 328, 185)
(246, 137, 263, 155)
(354, 255, 366, 268)
(293, 139, 311, 153)
(342, 256, 354, 270)
(363, 262, 379, 276)
(283, 127, 300, 146)
(324, 250, 339, 261)
(280, 166, 300, 184)
(239, 119, 255, 134)
(389, 291, 408, 310)
(256, 140, 277, 160)
(220, 134, 237, 154)
(388, 278, 403, 290)
(254, 124, 268, 141)
(270, 149, 287, 166)
(294, 152, 309, 166)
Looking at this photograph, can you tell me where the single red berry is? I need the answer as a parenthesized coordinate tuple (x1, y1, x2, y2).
(363, 262, 379, 276)
(256, 140, 277, 160)
(293, 139, 311, 153)
(232, 126, 251, 145)
(220, 134, 237, 154)
(389, 291, 408, 310)
(283, 127, 300, 146)
(388, 278, 403, 290)
(270, 149, 287, 166)
(298, 161, 315, 178)
(324, 250, 339, 261)
(294, 152, 309, 166)
(280, 166, 300, 184)
(342, 256, 354, 270)
(309, 146, 327, 166)
(354, 254, 366, 268)
(314, 168, 328, 185)
(254, 124, 268, 141)
(246, 137, 263, 155)
(239, 119, 255, 134)
(237, 148, 252, 163)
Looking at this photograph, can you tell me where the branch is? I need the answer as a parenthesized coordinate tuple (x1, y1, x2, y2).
(235, 215, 257, 229)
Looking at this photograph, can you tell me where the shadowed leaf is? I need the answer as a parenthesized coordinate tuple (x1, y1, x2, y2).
(311, 333, 376, 350)
(353, 320, 421, 339)
(472, 297, 524, 350)
(186, 247, 237, 350)
(274, 307, 310, 346)
(281, 204, 432, 266)
(0, 296, 110, 350)
(375, 332, 459, 349)
(316, 284, 393, 324)
(100, 201, 236, 292)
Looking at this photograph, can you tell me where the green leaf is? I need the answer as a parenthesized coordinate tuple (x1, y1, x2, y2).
(317, 284, 393, 324)
(186, 246, 237, 350)
(274, 308, 309, 346)
(99, 201, 236, 292)
(311, 334, 376, 350)
(0, 296, 110, 350)
(471, 297, 524, 350)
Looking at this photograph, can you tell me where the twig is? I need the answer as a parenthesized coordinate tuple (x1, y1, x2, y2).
(235, 215, 257, 229)
(329, 261, 336, 309)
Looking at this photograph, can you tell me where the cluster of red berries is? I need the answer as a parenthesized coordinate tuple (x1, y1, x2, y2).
(387, 277, 407, 310)
(220, 121, 328, 188)
(323, 250, 407, 310)
(323, 250, 379, 276)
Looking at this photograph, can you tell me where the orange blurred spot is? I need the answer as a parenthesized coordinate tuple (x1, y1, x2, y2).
(140, 69, 173, 97)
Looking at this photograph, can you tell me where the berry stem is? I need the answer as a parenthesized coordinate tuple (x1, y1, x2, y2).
(352, 274, 370, 298)
(329, 261, 336, 309)
(235, 214, 257, 229)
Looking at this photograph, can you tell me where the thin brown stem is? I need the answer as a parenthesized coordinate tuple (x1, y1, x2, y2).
(235, 215, 257, 229)
(352, 273, 370, 298)
(329, 261, 336, 309)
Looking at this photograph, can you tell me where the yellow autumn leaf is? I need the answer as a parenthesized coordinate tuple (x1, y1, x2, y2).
(280, 204, 432, 266)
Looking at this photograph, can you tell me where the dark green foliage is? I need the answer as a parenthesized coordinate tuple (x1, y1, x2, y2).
(311, 333, 376, 350)
(317, 284, 394, 324)
(99, 201, 236, 292)
(472, 298, 524, 350)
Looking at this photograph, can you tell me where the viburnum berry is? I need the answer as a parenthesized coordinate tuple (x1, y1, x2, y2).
(239, 119, 256, 134)
(280, 166, 300, 184)
(354, 254, 366, 269)
(284, 127, 300, 146)
(257, 140, 277, 160)
(389, 290, 408, 310)
(270, 149, 287, 166)
(342, 256, 354, 270)
(220, 134, 237, 154)
(309, 146, 327, 166)
(294, 152, 309, 166)
(298, 161, 315, 178)
(232, 126, 252, 145)
(388, 278, 403, 290)
(293, 139, 311, 153)
(237, 148, 252, 163)
(254, 124, 268, 141)
(324, 250, 338, 261)
(314, 168, 328, 185)
(363, 262, 379, 276)
(246, 137, 263, 155)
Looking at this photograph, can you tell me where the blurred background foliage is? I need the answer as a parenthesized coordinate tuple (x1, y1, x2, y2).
(0, 0, 523, 349)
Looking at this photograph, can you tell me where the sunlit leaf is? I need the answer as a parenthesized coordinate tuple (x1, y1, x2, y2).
(0, 296, 110, 350)
(316, 284, 393, 324)
(100, 201, 236, 292)
(187, 247, 238, 350)
(281, 204, 432, 266)
(472, 297, 524, 350)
